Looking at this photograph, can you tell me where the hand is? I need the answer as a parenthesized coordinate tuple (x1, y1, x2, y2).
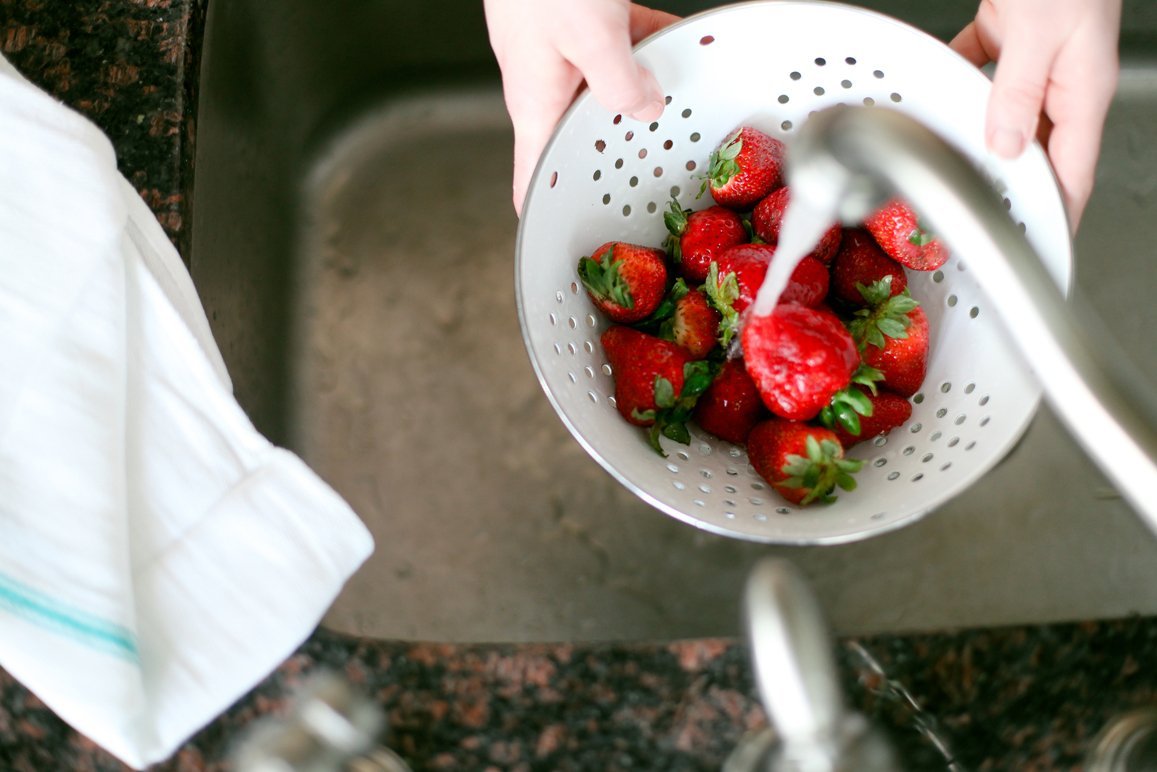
(483, 0, 680, 215)
(950, 0, 1122, 229)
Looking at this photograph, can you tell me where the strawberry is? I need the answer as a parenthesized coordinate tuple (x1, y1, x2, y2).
(829, 228, 909, 308)
(861, 305, 930, 398)
(600, 326, 716, 454)
(751, 187, 842, 263)
(740, 304, 860, 421)
(663, 283, 721, 359)
(829, 388, 913, 448)
(705, 244, 828, 348)
(703, 126, 786, 210)
(577, 241, 669, 324)
(863, 200, 949, 271)
(747, 419, 863, 506)
(663, 200, 747, 283)
(692, 358, 767, 445)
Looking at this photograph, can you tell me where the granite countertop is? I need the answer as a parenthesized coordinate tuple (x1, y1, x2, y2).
(3, 3, 1157, 771)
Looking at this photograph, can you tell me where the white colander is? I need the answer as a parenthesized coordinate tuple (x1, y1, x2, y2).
(515, 0, 1072, 544)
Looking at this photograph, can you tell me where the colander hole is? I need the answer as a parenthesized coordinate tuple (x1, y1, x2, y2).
(948, 437, 960, 447)
(955, 415, 967, 425)
(903, 446, 915, 456)
(622, 205, 631, 217)
(970, 306, 980, 318)
(814, 86, 825, 96)
(694, 499, 706, 507)
(941, 462, 953, 471)
(677, 450, 690, 461)
(567, 372, 577, 383)
(874, 458, 887, 467)
(871, 512, 885, 520)
(690, 132, 701, 142)
(647, 201, 657, 213)
(664, 139, 674, 150)
(922, 453, 934, 463)
(751, 481, 766, 490)
(665, 95, 672, 105)
(932, 270, 944, 283)
(912, 473, 924, 482)
(777, 507, 792, 515)
(841, 79, 852, 89)
(614, 158, 624, 169)
(555, 291, 564, 303)
(671, 185, 681, 197)
(913, 393, 925, 404)
(1003, 197, 1012, 210)
(778, 94, 790, 104)
(965, 383, 976, 394)
(931, 431, 942, 441)
(549, 171, 558, 188)
(890, 92, 902, 103)
(754, 513, 769, 522)
(549, 313, 558, 326)
(667, 463, 679, 473)
(567, 342, 576, 354)
(567, 316, 577, 329)
(586, 391, 598, 404)
(750, 497, 765, 506)
(584, 366, 595, 378)
(613, 114, 622, 125)
(602, 364, 612, 376)
(888, 472, 900, 481)
(966, 441, 977, 450)
(699, 482, 711, 492)
(729, 447, 742, 458)
(957, 261, 967, 271)
(608, 395, 616, 408)
(699, 444, 712, 455)
(673, 481, 686, 490)
(649, 121, 659, 132)
(685, 161, 696, 172)
(725, 500, 736, 507)
(652, 166, 664, 178)
(726, 469, 739, 478)
(725, 484, 737, 493)
(593, 169, 602, 181)
(725, 512, 737, 519)
(553, 343, 562, 355)
(980, 416, 991, 427)
(979, 395, 990, 406)
(815, 57, 826, 66)
(570, 281, 580, 294)
(947, 295, 958, 307)
(602, 194, 611, 205)
(936, 408, 947, 418)
(790, 71, 802, 80)
(863, 97, 875, 106)
(781, 120, 793, 131)
(701, 469, 713, 478)
(873, 69, 885, 78)
(682, 108, 692, 118)
(910, 422, 923, 433)
(638, 149, 648, 159)
(1018, 222, 1027, 233)
(595, 139, 606, 153)
(940, 382, 952, 393)
(629, 176, 639, 187)
(846, 57, 857, 65)
(873, 436, 887, 447)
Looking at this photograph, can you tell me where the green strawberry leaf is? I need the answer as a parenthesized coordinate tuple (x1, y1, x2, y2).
(848, 289, 921, 352)
(576, 246, 635, 310)
(664, 198, 689, 236)
(703, 262, 741, 348)
(653, 376, 676, 410)
(908, 221, 936, 247)
(662, 421, 691, 446)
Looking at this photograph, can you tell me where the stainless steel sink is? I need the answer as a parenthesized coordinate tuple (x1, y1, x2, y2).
(191, 0, 1157, 643)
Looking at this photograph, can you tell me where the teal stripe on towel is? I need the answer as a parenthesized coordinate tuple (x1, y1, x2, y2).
(0, 573, 139, 662)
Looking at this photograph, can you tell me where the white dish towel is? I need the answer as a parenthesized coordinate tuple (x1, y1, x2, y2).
(0, 55, 374, 768)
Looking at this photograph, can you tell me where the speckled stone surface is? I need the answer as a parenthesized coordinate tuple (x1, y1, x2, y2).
(3, 2, 1157, 771)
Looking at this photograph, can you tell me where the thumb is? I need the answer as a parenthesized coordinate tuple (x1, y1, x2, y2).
(557, 15, 666, 122)
(985, 27, 1057, 158)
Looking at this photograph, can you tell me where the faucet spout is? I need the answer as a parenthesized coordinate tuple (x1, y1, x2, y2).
(788, 106, 1157, 532)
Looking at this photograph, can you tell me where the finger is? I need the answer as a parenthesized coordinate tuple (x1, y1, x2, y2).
(948, 21, 994, 68)
(985, 24, 1058, 158)
(629, 5, 681, 43)
(557, 10, 666, 122)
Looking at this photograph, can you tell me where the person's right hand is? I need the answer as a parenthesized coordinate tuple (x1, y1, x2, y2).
(483, 0, 680, 215)
(950, 0, 1122, 229)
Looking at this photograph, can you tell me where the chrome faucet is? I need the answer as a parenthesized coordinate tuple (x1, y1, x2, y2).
(787, 105, 1157, 534)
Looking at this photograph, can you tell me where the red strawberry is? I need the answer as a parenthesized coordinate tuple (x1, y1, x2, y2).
(861, 306, 930, 398)
(600, 326, 715, 454)
(665, 285, 721, 359)
(830, 388, 913, 448)
(829, 228, 909, 308)
(705, 244, 828, 347)
(577, 242, 669, 324)
(663, 200, 747, 283)
(747, 419, 863, 506)
(751, 187, 842, 263)
(693, 358, 767, 445)
(704, 126, 786, 210)
(740, 304, 860, 421)
(863, 200, 949, 271)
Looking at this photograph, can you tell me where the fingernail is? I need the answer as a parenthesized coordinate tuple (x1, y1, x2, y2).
(990, 127, 1026, 158)
(631, 99, 664, 122)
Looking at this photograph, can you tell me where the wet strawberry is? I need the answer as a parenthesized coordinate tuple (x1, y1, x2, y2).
(663, 200, 747, 283)
(740, 304, 860, 421)
(751, 187, 842, 263)
(861, 305, 929, 398)
(664, 284, 721, 359)
(747, 419, 863, 506)
(693, 358, 768, 445)
(829, 228, 909, 308)
(703, 126, 786, 210)
(863, 200, 949, 271)
(600, 326, 716, 454)
(829, 388, 913, 448)
(577, 241, 669, 324)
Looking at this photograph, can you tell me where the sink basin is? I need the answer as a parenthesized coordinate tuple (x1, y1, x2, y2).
(191, 0, 1157, 643)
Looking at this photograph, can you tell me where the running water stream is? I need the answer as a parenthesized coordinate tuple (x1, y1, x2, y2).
(750, 192, 843, 317)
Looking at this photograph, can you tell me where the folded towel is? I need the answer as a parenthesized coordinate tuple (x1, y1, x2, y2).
(0, 54, 374, 768)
